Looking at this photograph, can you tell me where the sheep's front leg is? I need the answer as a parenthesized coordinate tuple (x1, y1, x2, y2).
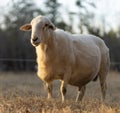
(46, 82, 53, 99)
(60, 81, 67, 103)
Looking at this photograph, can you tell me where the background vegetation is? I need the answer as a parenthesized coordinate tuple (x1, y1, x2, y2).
(0, 0, 120, 71)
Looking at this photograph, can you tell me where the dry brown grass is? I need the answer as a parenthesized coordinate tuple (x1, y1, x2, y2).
(0, 71, 120, 113)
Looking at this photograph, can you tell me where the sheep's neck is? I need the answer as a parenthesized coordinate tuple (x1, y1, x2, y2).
(37, 37, 56, 67)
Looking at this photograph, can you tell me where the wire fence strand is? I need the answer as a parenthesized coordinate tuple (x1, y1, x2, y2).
(0, 58, 119, 65)
(0, 58, 36, 62)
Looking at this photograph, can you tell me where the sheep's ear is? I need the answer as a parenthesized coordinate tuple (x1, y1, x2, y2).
(20, 24, 32, 31)
(44, 22, 56, 30)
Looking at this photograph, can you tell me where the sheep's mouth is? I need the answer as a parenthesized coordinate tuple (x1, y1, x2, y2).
(31, 41, 40, 47)
(33, 42, 40, 46)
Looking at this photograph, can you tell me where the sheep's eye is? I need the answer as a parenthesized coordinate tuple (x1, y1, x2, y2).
(43, 24, 48, 30)
(45, 24, 48, 27)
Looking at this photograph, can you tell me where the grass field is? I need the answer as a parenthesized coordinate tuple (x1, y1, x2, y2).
(0, 71, 120, 113)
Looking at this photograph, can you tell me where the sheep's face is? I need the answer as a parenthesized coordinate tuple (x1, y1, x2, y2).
(20, 15, 56, 47)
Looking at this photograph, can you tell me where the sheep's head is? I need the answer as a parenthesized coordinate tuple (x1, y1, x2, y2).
(20, 15, 56, 47)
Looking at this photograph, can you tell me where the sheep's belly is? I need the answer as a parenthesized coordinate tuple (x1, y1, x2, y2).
(69, 71, 97, 87)
(69, 76, 91, 87)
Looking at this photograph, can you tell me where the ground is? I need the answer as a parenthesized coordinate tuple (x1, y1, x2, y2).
(0, 71, 120, 113)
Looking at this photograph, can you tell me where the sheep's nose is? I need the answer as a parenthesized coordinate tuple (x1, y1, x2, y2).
(32, 37, 38, 42)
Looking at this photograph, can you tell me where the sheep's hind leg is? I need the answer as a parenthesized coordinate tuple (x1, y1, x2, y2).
(75, 86, 86, 102)
(46, 82, 53, 99)
(99, 71, 107, 101)
(99, 54, 110, 101)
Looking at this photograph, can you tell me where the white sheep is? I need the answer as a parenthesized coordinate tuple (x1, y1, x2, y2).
(20, 15, 110, 102)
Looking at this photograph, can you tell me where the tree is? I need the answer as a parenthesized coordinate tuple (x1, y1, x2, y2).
(44, 0, 61, 24)
(75, 0, 95, 33)
(0, 0, 43, 71)
(43, 0, 72, 31)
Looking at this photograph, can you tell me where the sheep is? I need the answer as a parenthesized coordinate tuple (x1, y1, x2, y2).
(20, 15, 110, 102)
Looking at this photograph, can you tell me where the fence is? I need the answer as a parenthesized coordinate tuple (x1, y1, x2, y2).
(0, 58, 36, 62)
(0, 58, 36, 71)
(0, 58, 119, 71)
